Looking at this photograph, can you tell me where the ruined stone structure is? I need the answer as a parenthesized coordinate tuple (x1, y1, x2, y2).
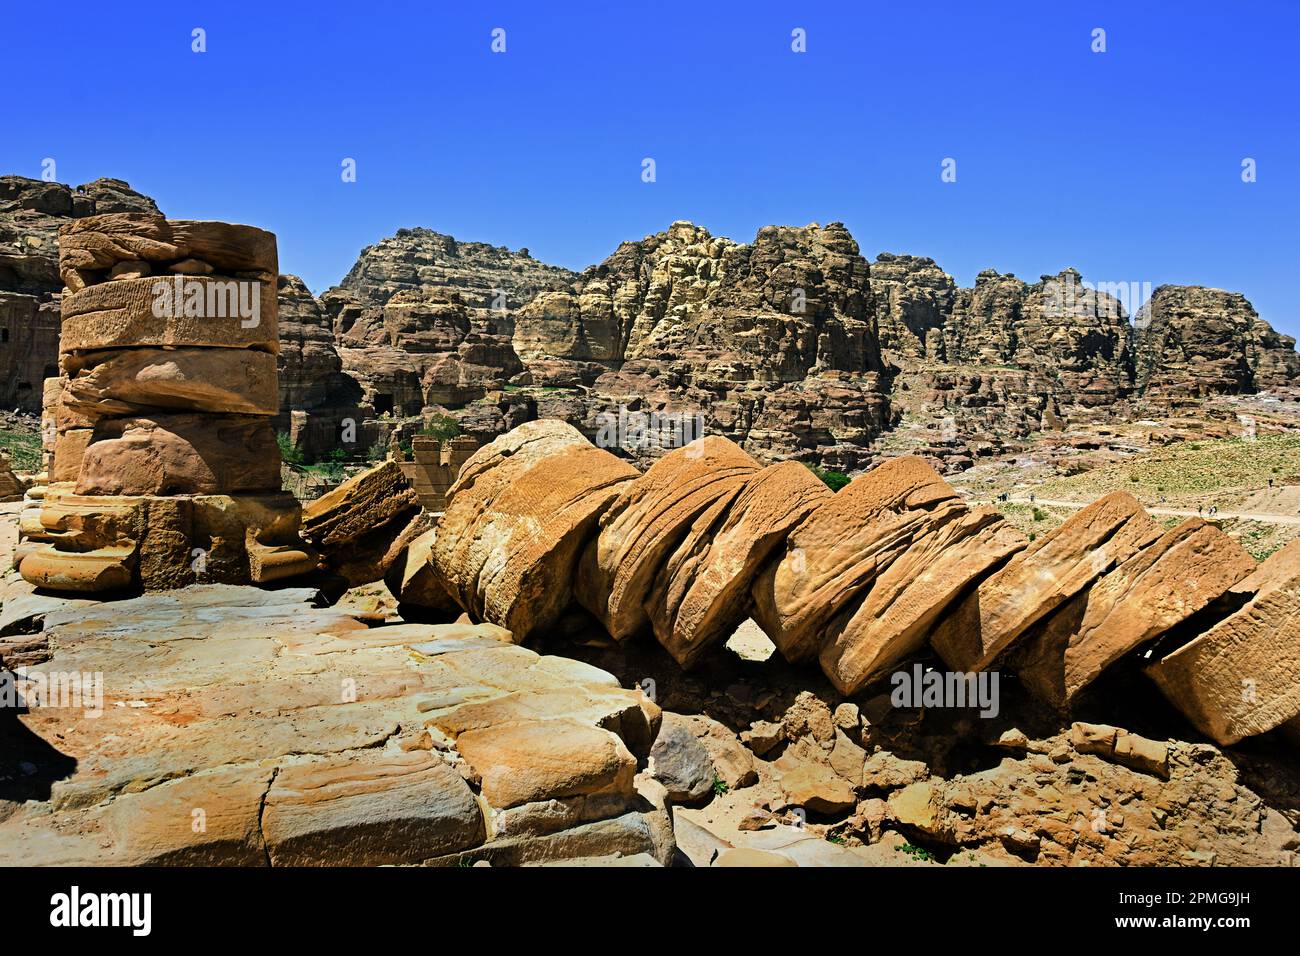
(397, 435, 479, 511)
(15, 213, 317, 592)
(416, 420, 1300, 749)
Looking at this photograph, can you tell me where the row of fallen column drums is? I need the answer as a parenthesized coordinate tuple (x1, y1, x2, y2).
(423, 419, 1300, 748)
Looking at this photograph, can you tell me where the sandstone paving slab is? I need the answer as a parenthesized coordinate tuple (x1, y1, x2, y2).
(0, 585, 665, 865)
(262, 750, 483, 866)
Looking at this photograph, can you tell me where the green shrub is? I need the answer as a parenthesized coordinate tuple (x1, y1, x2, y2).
(276, 432, 304, 467)
(807, 464, 851, 492)
(419, 413, 461, 442)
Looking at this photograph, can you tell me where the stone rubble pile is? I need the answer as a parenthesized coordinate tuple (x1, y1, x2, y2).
(14, 213, 317, 592)
(426, 420, 1300, 748)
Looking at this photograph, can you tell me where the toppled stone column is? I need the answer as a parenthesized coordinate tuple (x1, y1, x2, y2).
(17, 212, 317, 592)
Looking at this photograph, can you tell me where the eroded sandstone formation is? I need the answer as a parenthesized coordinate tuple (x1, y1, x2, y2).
(15, 213, 317, 592)
(427, 420, 1298, 749)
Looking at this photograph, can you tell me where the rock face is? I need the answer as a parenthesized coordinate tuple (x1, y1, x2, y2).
(317, 217, 1300, 478)
(16, 213, 317, 593)
(276, 274, 362, 460)
(871, 253, 955, 363)
(516, 221, 891, 469)
(1136, 285, 1300, 402)
(8, 175, 1299, 475)
(324, 228, 575, 417)
(0, 176, 159, 411)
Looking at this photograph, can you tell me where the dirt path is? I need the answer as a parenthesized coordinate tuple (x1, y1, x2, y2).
(1002, 497, 1300, 526)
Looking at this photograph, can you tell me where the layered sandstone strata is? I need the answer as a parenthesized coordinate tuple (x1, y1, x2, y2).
(425, 420, 1299, 748)
(16, 213, 316, 592)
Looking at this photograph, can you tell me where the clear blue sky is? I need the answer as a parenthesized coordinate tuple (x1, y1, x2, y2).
(5, 1, 1298, 337)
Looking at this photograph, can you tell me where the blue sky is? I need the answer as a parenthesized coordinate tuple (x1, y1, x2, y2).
(4, 1, 1298, 337)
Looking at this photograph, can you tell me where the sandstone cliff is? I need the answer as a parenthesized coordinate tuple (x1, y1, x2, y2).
(4, 170, 1297, 472)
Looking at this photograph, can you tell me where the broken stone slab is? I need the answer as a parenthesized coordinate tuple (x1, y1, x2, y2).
(1015, 518, 1256, 708)
(61, 347, 279, 417)
(434, 420, 639, 641)
(1069, 722, 1170, 778)
(384, 526, 458, 615)
(99, 764, 274, 865)
(931, 491, 1164, 672)
(301, 460, 419, 549)
(453, 718, 637, 810)
(59, 275, 279, 354)
(1146, 538, 1300, 746)
(752, 456, 961, 662)
(0, 575, 97, 636)
(646, 460, 831, 669)
(729, 826, 874, 867)
(712, 847, 800, 867)
(323, 510, 429, 590)
(75, 414, 281, 495)
(576, 435, 760, 641)
(424, 808, 675, 867)
(262, 750, 485, 866)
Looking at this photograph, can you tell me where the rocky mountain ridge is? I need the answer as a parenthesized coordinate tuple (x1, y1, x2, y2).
(2, 173, 1297, 475)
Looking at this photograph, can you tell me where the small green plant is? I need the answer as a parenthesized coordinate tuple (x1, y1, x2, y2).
(0, 426, 42, 472)
(712, 776, 729, 797)
(896, 842, 934, 862)
(1032, 507, 1046, 522)
(826, 834, 846, 845)
(806, 464, 851, 492)
(276, 432, 304, 467)
(420, 413, 461, 442)
(365, 440, 389, 462)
